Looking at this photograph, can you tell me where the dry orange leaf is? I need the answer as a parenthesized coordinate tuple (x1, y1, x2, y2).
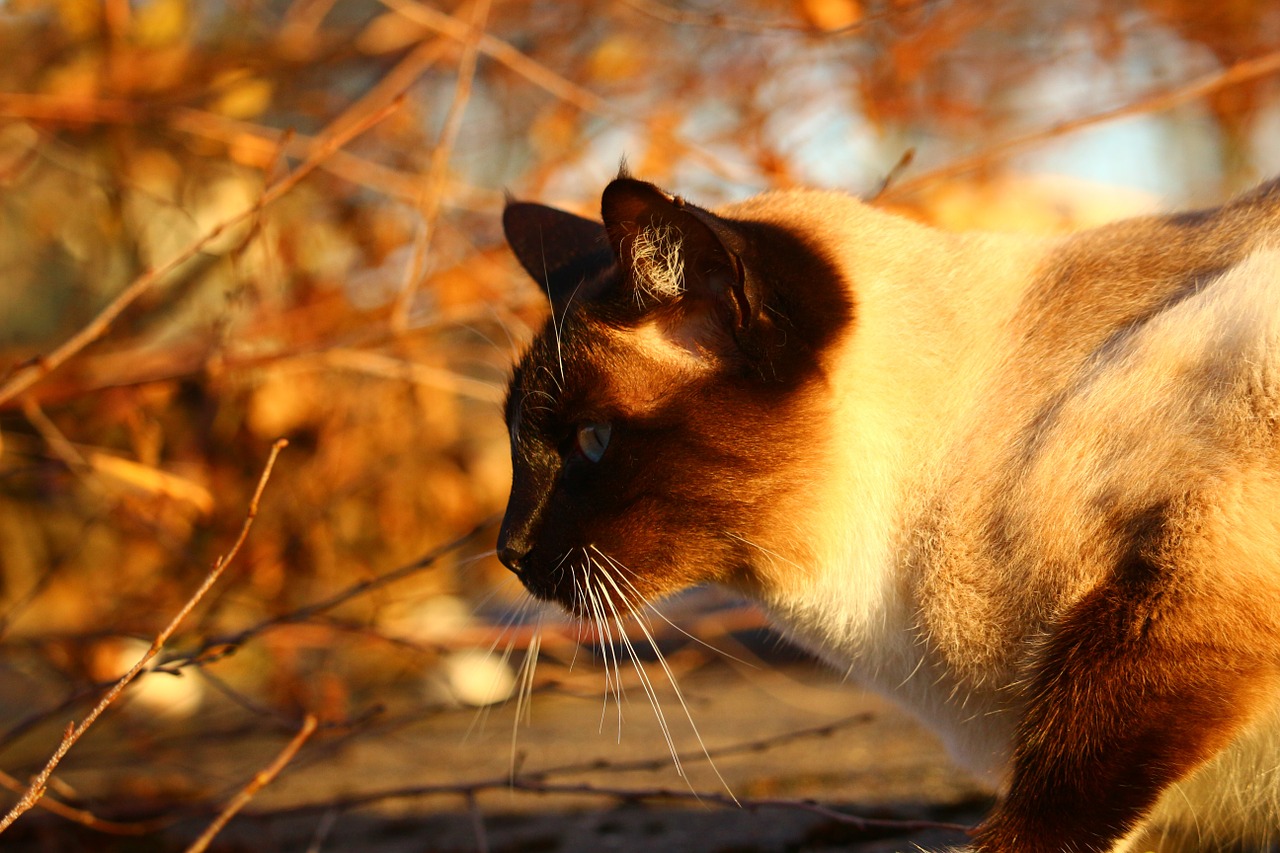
(41, 52, 104, 99)
(210, 71, 274, 120)
(54, 0, 102, 39)
(86, 451, 215, 515)
(799, 0, 862, 31)
(529, 106, 579, 158)
(587, 34, 646, 83)
(356, 11, 431, 55)
(131, 0, 188, 47)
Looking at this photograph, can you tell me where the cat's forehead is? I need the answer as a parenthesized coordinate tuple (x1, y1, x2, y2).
(508, 311, 710, 428)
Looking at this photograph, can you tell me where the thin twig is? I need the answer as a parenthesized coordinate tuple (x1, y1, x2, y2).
(380, 0, 613, 118)
(378, 0, 750, 182)
(0, 92, 405, 407)
(392, 0, 491, 331)
(531, 713, 874, 781)
(0, 290, 531, 412)
(508, 779, 974, 835)
(320, 348, 506, 403)
(467, 791, 489, 853)
(0, 93, 142, 124)
(0, 94, 498, 209)
(165, 106, 495, 206)
(20, 397, 90, 472)
(0, 525, 491, 754)
(0, 768, 170, 836)
(241, 714, 961, 837)
(304, 808, 339, 853)
(255, 775, 974, 835)
(323, 35, 450, 152)
(161, 518, 496, 671)
(882, 48, 1280, 200)
(622, 0, 918, 36)
(0, 440, 288, 836)
(184, 714, 319, 853)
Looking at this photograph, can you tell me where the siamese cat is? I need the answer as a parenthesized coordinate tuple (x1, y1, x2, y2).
(496, 170, 1280, 853)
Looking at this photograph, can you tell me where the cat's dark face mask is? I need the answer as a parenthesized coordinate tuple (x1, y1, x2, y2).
(496, 175, 852, 613)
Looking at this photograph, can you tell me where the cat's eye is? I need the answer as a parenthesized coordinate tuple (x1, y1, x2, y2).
(576, 422, 611, 463)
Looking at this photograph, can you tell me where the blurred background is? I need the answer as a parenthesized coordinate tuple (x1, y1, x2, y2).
(1, 0, 1279, 850)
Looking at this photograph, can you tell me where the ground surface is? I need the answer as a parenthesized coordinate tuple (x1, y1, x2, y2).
(2, 648, 991, 852)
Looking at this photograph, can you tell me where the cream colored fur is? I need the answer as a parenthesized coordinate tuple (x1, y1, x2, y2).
(630, 223, 686, 303)
(708, 190, 1280, 851)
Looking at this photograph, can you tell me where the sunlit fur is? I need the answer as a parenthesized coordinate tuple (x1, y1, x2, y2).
(500, 177, 1280, 852)
(630, 223, 686, 303)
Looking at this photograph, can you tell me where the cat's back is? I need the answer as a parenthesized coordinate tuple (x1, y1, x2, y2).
(912, 179, 1280, 709)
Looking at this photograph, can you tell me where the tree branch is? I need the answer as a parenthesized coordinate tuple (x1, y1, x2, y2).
(0, 440, 288, 836)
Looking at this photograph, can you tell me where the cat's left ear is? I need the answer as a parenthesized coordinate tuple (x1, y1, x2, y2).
(502, 200, 614, 311)
(601, 178, 764, 335)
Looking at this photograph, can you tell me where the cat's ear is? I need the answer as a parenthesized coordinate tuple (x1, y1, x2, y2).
(502, 200, 614, 309)
(601, 178, 763, 335)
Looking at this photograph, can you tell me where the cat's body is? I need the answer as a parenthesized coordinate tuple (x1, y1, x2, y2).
(497, 174, 1280, 852)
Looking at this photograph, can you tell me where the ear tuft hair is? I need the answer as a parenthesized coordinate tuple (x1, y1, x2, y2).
(630, 223, 685, 304)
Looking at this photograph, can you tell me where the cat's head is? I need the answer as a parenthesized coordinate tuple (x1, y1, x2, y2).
(497, 176, 854, 614)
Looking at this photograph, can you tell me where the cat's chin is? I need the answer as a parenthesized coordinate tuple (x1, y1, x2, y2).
(513, 573, 574, 611)
(514, 566, 598, 617)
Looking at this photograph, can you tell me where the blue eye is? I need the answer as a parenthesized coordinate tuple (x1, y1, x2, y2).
(576, 422, 611, 462)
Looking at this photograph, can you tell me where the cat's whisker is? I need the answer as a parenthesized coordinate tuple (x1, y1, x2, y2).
(569, 572, 587, 673)
(509, 618, 543, 780)
(591, 546, 754, 669)
(725, 531, 806, 572)
(551, 549, 573, 585)
(467, 590, 536, 742)
(580, 562, 613, 720)
(595, 564, 685, 779)
(468, 567, 524, 613)
(456, 548, 499, 565)
(515, 615, 543, 728)
(519, 394, 557, 424)
(536, 364, 563, 396)
(589, 553, 629, 738)
(594, 560, 737, 802)
(537, 251, 568, 389)
(477, 303, 524, 362)
(552, 277, 593, 386)
(467, 630, 516, 741)
(583, 556, 626, 740)
(521, 388, 557, 407)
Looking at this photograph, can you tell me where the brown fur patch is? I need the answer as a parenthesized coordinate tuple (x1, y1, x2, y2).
(975, 497, 1280, 852)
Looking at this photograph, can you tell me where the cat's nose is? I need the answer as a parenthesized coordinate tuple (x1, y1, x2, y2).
(498, 488, 540, 577)
(497, 541, 529, 575)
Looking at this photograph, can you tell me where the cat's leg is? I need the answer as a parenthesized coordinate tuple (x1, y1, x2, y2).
(972, 564, 1278, 853)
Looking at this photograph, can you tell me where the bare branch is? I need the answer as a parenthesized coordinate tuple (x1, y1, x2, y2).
(256, 775, 973, 836)
(529, 712, 875, 780)
(161, 518, 496, 671)
(393, 0, 492, 331)
(622, 0, 920, 36)
(0, 768, 171, 836)
(184, 714, 319, 853)
(0, 440, 288, 836)
(883, 48, 1280, 200)
(378, 0, 751, 182)
(0, 95, 405, 407)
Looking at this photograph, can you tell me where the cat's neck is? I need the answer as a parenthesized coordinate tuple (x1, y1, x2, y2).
(755, 197, 1050, 672)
